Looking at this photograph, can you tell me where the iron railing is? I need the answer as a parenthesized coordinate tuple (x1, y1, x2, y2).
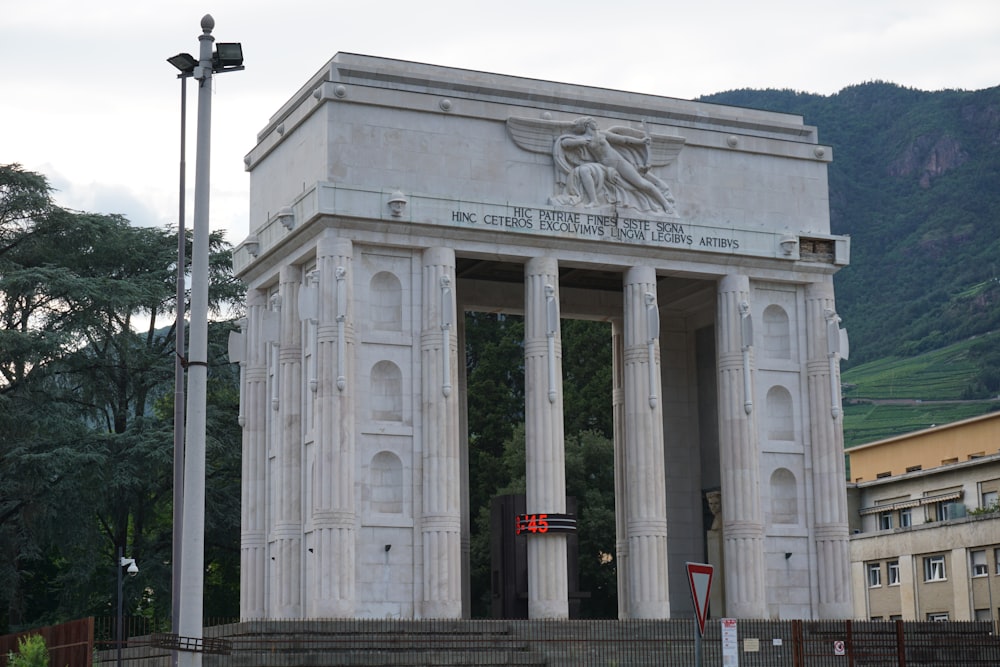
(6, 616, 998, 667)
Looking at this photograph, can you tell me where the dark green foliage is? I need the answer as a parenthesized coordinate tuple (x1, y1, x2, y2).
(6, 634, 48, 667)
(468, 425, 618, 618)
(0, 164, 243, 632)
(563, 430, 617, 618)
(700, 83, 1000, 369)
(465, 314, 616, 617)
(560, 320, 613, 439)
(464, 312, 525, 458)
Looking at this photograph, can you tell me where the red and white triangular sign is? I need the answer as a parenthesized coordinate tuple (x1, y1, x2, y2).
(686, 562, 714, 636)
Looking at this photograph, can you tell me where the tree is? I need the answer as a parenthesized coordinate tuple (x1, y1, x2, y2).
(6, 634, 48, 667)
(465, 313, 617, 617)
(469, 425, 618, 618)
(560, 319, 613, 439)
(0, 164, 244, 630)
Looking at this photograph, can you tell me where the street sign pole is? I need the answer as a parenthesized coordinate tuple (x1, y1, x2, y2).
(695, 617, 703, 667)
(686, 562, 715, 667)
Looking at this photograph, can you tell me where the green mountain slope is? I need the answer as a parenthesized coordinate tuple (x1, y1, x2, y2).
(700, 84, 1000, 366)
(700, 84, 1000, 443)
(840, 331, 1000, 447)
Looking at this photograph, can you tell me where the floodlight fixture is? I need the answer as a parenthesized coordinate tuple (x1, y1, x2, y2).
(167, 52, 198, 75)
(213, 42, 244, 70)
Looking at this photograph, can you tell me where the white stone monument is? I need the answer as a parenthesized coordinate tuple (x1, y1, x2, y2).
(230, 54, 853, 621)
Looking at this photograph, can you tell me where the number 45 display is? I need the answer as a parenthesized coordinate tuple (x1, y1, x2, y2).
(515, 513, 577, 535)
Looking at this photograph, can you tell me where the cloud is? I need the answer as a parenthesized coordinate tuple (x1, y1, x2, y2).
(45, 169, 172, 228)
(4, 0, 999, 250)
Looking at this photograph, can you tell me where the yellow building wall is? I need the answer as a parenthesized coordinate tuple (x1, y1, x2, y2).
(848, 413, 1000, 482)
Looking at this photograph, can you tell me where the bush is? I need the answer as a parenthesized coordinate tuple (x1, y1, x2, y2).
(7, 634, 48, 667)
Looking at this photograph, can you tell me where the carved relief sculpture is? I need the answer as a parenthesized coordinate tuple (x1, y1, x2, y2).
(507, 116, 684, 215)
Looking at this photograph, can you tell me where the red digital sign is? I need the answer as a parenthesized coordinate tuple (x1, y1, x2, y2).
(514, 513, 576, 535)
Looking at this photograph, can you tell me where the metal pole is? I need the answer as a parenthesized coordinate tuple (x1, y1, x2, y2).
(178, 14, 214, 667)
(171, 71, 188, 667)
(694, 617, 703, 667)
(116, 546, 123, 667)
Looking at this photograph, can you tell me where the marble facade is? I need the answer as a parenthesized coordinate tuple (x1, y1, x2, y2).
(230, 54, 853, 620)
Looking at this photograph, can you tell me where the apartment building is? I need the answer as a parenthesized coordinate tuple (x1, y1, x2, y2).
(847, 411, 1000, 621)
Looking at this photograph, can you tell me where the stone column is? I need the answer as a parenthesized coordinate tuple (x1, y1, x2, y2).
(271, 265, 303, 618)
(898, 554, 916, 620)
(524, 256, 569, 619)
(420, 247, 462, 618)
(457, 319, 472, 617)
(310, 232, 356, 617)
(717, 274, 767, 619)
(850, 561, 867, 619)
(240, 289, 268, 619)
(610, 318, 630, 619)
(622, 265, 669, 619)
(805, 279, 853, 619)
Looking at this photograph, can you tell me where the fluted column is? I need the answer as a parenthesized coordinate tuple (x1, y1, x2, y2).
(622, 265, 669, 619)
(717, 274, 767, 619)
(420, 247, 462, 618)
(457, 319, 472, 617)
(805, 279, 853, 618)
(311, 231, 356, 617)
(524, 256, 569, 619)
(610, 317, 630, 619)
(240, 289, 268, 619)
(271, 265, 303, 618)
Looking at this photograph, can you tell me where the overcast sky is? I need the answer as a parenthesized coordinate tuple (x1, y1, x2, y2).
(3, 0, 998, 246)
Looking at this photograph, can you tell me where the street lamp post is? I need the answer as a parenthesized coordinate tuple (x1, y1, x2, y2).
(116, 548, 139, 667)
(168, 16, 243, 667)
(166, 50, 192, 667)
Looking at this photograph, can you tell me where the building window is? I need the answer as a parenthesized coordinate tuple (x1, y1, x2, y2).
(983, 490, 999, 510)
(868, 563, 882, 588)
(879, 512, 893, 530)
(996, 548, 1000, 575)
(888, 560, 900, 586)
(924, 555, 946, 582)
(927, 612, 949, 622)
(971, 550, 988, 577)
(974, 609, 993, 622)
(899, 507, 912, 528)
(927, 498, 963, 522)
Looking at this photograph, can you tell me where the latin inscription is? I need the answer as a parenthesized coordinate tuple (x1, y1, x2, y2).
(450, 206, 740, 251)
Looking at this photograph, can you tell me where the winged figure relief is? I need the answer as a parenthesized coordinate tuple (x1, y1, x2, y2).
(507, 116, 685, 215)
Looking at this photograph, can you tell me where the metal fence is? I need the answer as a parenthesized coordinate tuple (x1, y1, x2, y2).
(0, 617, 93, 667)
(6, 616, 999, 666)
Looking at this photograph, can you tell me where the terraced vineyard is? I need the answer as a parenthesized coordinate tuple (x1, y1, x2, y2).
(840, 332, 1000, 448)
